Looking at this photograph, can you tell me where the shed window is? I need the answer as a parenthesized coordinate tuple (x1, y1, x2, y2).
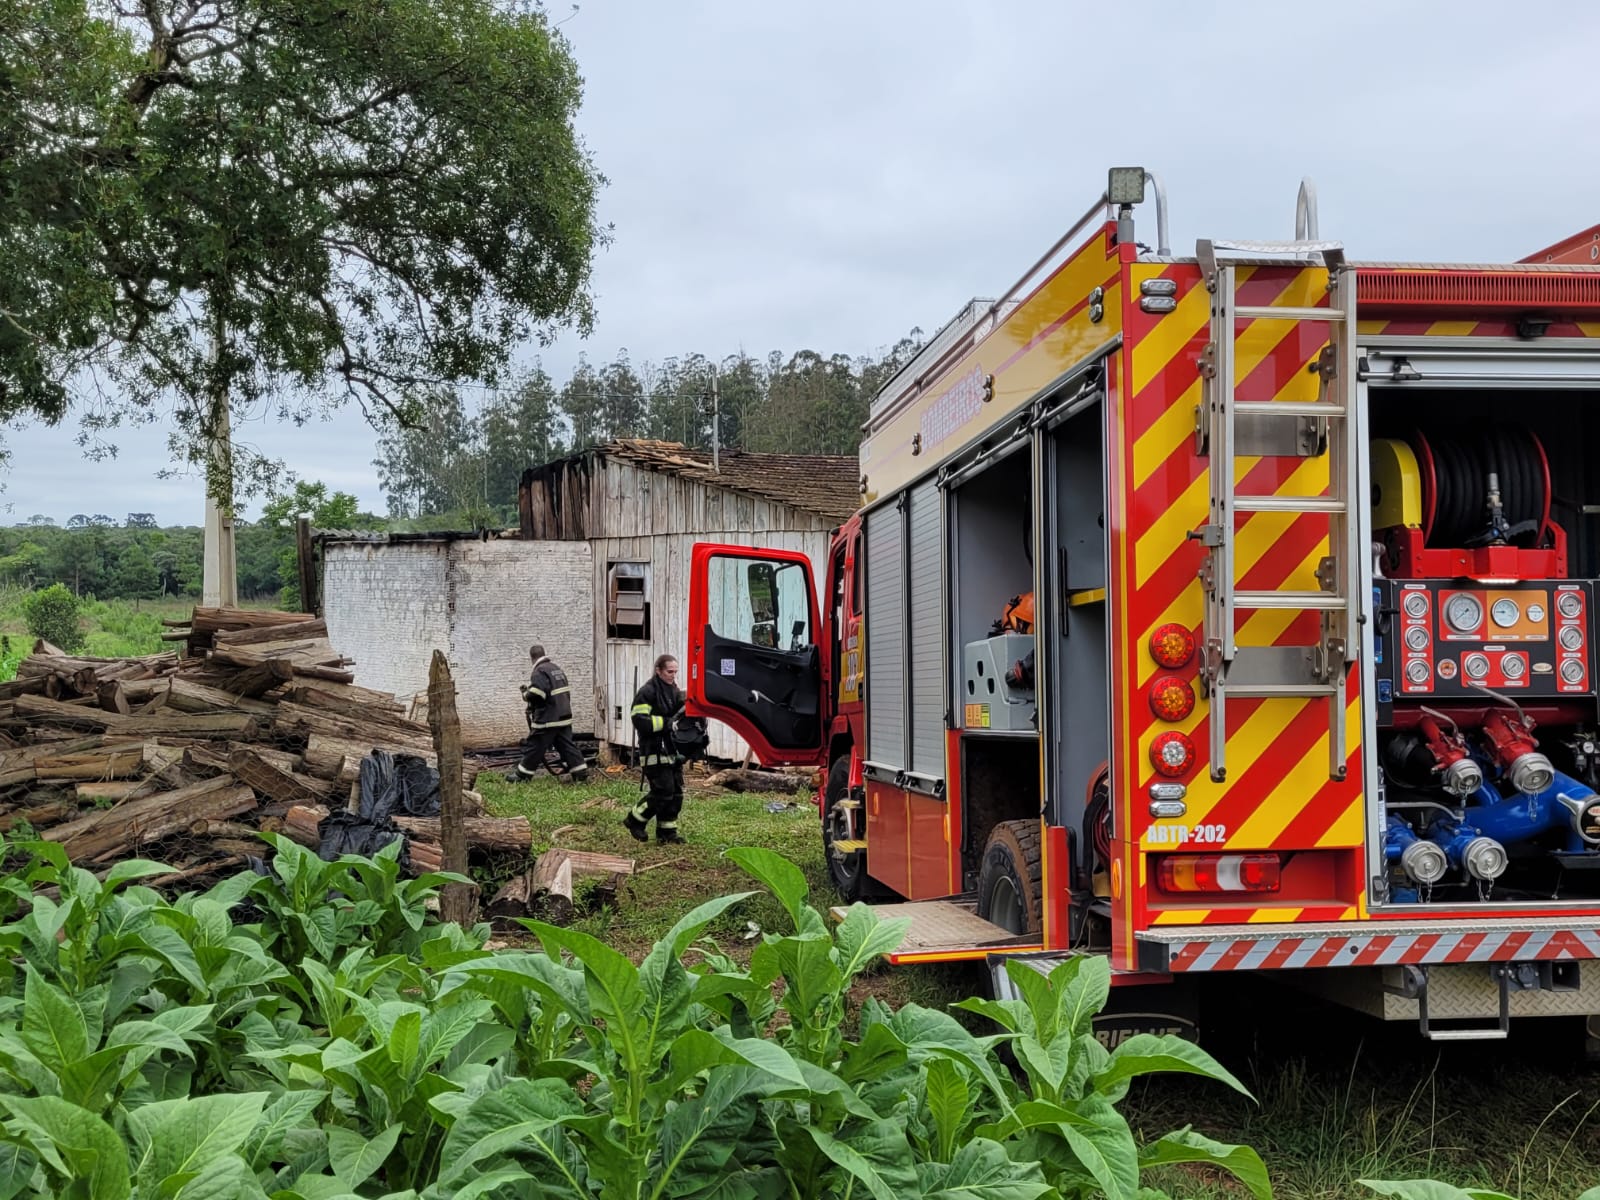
(606, 562, 651, 640)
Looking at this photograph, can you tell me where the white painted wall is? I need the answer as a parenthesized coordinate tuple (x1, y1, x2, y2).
(323, 538, 594, 747)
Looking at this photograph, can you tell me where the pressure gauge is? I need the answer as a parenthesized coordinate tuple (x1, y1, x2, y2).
(1562, 659, 1586, 685)
(1404, 626, 1430, 651)
(1405, 660, 1431, 684)
(1502, 653, 1527, 680)
(1402, 592, 1430, 619)
(1528, 604, 1546, 623)
(1464, 653, 1491, 680)
(1560, 625, 1584, 651)
(1445, 593, 1484, 634)
(1491, 598, 1521, 629)
(1559, 591, 1585, 619)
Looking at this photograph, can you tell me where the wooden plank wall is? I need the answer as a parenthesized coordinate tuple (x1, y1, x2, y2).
(594, 461, 837, 763)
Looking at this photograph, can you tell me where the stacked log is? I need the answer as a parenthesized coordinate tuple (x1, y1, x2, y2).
(0, 607, 472, 885)
(485, 848, 635, 928)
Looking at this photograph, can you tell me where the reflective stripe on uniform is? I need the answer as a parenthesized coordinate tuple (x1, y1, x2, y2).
(550, 686, 570, 694)
(650, 715, 664, 731)
(527, 687, 547, 699)
(631, 703, 653, 715)
(630, 801, 650, 821)
(530, 719, 574, 730)
(657, 820, 677, 831)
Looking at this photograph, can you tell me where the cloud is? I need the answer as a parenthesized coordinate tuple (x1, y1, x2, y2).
(10, 0, 1600, 524)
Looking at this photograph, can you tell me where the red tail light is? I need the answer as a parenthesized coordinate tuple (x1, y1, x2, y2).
(1157, 854, 1281, 895)
(1150, 731, 1197, 778)
(1149, 623, 1196, 669)
(1148, 675, 1195, 721)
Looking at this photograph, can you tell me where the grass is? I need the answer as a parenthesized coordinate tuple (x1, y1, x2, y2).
(483, 768, 1600, 1199)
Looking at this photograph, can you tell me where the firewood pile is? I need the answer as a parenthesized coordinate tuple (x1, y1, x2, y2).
(0, 606, 463, 885)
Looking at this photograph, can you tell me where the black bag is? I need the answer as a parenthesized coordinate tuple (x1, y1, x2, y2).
(672, 714, 710, 762)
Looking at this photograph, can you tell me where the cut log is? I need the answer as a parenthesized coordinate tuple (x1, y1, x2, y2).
(408, 840, 444, 874)
(704, 768, 809, 794)
(558, 850, 637, 879)
(34, 745, 146, 781)
(0, 800, 78, 832)
(528, 850, 574, 925)
(44, 777, 256, 862)
(117, 712, 261, 741)
(228, 748, 327, 807)
(75, 780, 143, 803)
(201, 656, 295, 698)
(96, 681, 131, 715)
(213, 618, 328, 646)
(160, 677, 276, 716)
(282, 803, 330, 848)
(0, 675, 48, 701)
(276, 704, 434, 755)
(486, 870, 533, 923)
(284, 681, 403, 711)
(390, 815, 532, 852)
(205, 649, 354, 685)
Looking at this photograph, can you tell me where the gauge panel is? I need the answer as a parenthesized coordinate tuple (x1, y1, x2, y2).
(1376, 580, 1594, 717)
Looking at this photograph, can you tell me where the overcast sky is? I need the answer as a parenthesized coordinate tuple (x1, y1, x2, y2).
(8, 0, 1600, 526)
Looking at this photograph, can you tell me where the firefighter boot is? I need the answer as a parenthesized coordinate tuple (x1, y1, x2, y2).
(622, 808, 649, 843)
(655, 825, 684, 845)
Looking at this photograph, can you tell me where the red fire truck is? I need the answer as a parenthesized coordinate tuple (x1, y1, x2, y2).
(687, 168, 1600, 1040)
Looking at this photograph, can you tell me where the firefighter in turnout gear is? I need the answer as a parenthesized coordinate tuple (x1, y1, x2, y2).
(624, 654, 685, 843)
(515, 645, 589, 782)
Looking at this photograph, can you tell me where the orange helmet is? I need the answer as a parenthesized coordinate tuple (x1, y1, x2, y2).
(999, 592, 1035, 635)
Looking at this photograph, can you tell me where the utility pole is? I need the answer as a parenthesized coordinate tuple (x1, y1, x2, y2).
(710, 365, 720, 473)
(201, 310, 238, 608)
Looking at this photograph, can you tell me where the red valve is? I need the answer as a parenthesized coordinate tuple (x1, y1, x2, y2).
(1482, 709, 1539, 765)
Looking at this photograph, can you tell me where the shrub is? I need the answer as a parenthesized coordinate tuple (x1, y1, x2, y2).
(19, 583, 83, 652)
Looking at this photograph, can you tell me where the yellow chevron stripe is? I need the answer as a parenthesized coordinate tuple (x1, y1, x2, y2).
(1426, 320, 1480, 336)
(1315, 792, 1367, 849)
(1132, 378, 1201, 490)
(1224, 698, 1363, 848)
(1130, 268, 1222, 397)
(1152, 909, 1213, 925)
(1247, 908, 1304, 924)
(1155, 697, 1313, 822)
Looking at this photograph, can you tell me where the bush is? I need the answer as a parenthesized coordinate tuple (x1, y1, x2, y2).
(19, 582, 83, 653)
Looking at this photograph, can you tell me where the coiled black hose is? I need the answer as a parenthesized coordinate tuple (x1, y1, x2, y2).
(1421, 426, 1546, 548)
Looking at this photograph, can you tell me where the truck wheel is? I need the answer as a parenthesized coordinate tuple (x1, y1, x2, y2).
(977, 820, 1042, 936)
(822, 756, 867, 902)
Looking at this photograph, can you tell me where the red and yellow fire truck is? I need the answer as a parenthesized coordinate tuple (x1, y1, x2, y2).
(687, 168, 1600, 1039)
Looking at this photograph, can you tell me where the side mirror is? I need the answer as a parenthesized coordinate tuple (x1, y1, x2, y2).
(746, 561, 777, 623)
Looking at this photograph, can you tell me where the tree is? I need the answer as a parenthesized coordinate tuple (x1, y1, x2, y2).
(260, 480, 370, 608)
(66, 514, 89, 530)
(125, 514, 157, 529)
(20, 584, 83, 653)
(2, 0, 604, 505)
(110, 541, 159, 606)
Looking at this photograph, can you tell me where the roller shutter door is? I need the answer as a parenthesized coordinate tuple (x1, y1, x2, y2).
(864, 501, 906, 769)
(906, 479, 945, 778)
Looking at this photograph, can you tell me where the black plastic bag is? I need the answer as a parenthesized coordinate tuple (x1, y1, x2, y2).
(316, 749, 442, 862)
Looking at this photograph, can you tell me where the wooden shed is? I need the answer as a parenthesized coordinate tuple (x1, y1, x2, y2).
(520, 439, 860, 762)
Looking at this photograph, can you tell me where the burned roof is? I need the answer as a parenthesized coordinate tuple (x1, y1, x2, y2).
(593, 439, 860, 522)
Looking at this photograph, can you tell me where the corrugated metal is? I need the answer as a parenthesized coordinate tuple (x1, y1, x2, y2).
(865, 501, 906, 769)
(906, 480, 945, 777)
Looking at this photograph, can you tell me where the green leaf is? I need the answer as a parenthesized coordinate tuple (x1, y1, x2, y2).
(0, 1142, 36, 1200)
(724, 847, 824, 935)
(440, 1167, 539, 1200)
(1053, 954, 1111, 1042)
(1358, 1184, 1518, 1200)
(1, 1094, 130, 1200)
(131, 924, 208, 995)
(831, 904, 910, 978)
(327, 1123, 402, 1189)
(129, 1091, 269, 1192)
(1097, 1035, 1252, 1100)
(925, 1057, 970, 1163)
(805, 1121, 920, 1200)
(653, 1068, 762, 1198)
(103, 859, 172, 893)
(245, 1090, 326, 1169)
(387, 1010, 422, 1080)
(1059, 1098, 1140, 1200)
(1141, 1128, 1271, 1200)
(438, 1077, 584, 1189)
(920, 1137, 1057, 1200)
(172, 1154, 271, 1200)
(20, 970, 88, 1074)
(952, 996, 1026, 1035)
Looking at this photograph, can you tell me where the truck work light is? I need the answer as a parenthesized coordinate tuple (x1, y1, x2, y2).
(1108, 167, 1147, 206)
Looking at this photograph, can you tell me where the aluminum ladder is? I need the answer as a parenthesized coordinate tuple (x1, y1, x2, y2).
(1195, 238, 1360, 783)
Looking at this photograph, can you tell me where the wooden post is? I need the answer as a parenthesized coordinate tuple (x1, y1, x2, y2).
(427, 651, 477, 926)
(296, 517, 319, 617)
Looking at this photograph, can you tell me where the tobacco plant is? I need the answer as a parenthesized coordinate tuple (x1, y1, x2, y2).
(0, 832, 1275, 1199)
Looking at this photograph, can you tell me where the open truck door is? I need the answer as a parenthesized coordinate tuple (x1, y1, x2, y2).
(687, 543, 827, 766)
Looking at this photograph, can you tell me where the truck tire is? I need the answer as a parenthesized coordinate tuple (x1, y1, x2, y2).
(976, 819, 1042, 936)
(822, 756, 868, 902)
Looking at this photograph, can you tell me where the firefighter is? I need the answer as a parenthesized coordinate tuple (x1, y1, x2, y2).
(515, 644, 590, 783)
(624, 653, 685, 843)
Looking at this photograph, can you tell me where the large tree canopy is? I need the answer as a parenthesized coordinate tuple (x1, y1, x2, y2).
(0, 0, 604, 498)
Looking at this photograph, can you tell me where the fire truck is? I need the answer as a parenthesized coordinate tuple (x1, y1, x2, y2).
(686, 167, 1600, 1040)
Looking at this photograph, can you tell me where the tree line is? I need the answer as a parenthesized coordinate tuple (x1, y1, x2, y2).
(373, 336, 925, 523)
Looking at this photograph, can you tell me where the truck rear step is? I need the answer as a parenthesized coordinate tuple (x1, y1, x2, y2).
(831, 895, 1039, 963)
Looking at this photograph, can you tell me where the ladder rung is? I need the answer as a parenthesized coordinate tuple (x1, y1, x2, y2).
(1235, 305, 1348, 322)
(1223, 681, 1341, 699)
(1233, 591, 1347, 611)
(1233, 400, 1346, 417)
(1234, 495, 1346, 514)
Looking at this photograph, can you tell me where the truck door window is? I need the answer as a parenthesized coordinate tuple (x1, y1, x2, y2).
(707, 556, 812, 651)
